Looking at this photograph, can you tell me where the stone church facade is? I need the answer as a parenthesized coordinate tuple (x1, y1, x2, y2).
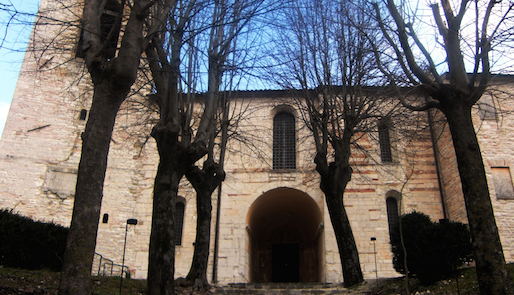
(1, 0, 514, 286)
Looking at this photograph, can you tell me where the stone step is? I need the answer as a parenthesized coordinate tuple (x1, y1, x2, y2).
(227, 282, 337, 289)
(213, 282, 370, 294)
(214, 289, 355, 294)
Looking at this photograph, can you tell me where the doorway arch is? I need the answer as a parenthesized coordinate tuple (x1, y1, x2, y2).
(247, 187, 323, 282)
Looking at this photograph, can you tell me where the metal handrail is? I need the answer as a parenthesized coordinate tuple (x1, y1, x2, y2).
(93, 253, 130, 278)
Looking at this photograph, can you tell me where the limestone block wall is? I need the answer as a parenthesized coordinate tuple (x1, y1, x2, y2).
(215, 170, 325, 284)
(339, 117, 445, 281)
(211, 98, 445, 284)
(0, 0, 88, 224)
(473, 77, 514, 262)
(0, 77, 448, 284)
(429, 109, 467, 223)
(0, 61, 89, 224)
(430, 76, 514, 263)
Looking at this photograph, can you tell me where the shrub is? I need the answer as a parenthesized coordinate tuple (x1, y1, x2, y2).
(0, 208, 68, 271)
(390, 211, 473, 284)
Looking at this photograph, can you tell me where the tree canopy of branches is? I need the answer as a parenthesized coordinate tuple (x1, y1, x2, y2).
(268, 0, 397, 287)
(373, 0, 514, 294)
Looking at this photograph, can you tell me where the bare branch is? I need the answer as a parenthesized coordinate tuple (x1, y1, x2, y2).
(386, 0, 439, 88)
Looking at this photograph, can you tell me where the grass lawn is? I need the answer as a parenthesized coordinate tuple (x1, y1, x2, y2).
(0, 267, 146, 295)
(369, 263, 514, 295)
(0, 263, 513, 294)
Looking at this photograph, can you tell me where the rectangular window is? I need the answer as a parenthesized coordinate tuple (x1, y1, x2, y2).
(491, 167, 514, 199)
(378, 123, 392, 163)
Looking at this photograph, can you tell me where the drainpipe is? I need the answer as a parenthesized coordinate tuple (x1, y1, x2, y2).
(427, 109, 448, 220)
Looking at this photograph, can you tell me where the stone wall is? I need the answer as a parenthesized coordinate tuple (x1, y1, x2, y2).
(474, 77, 514, 262)
(430, 76, 514, 263)
(0, 0, 495, 285)
(0, 70, 446, 284)
(429, 109, 467, 223)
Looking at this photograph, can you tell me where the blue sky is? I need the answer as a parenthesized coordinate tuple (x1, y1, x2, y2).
(0, 0, 40, 138)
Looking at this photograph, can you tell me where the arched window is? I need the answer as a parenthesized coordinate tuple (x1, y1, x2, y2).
(386, 197, 399, 238)
(273, 112, 296, 169)
(378, 121, 392, 163)
(175, 202, 185, 245)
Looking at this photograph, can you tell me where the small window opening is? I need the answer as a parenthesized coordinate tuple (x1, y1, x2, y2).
(79, 109, 88, 120)
(102, 213, 109, 224)
(175, 202, 185, 245)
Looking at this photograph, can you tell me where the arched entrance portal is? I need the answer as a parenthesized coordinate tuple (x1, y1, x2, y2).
(247, 187, 324, 283)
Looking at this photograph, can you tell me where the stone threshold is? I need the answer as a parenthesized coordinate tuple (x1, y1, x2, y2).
(213, 282, 357, 294)
(226, 282, 337, 290)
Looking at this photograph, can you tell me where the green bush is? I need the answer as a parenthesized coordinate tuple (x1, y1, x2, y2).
(390, 211, 473, 284)
(0, 208, 68, 271)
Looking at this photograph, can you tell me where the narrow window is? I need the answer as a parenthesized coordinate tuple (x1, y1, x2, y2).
(102, 213, 109, 224)
(175, 202, 185, 245)
(386, 197, 399, 238)
(491, 167, 514, 199)
(378, 121, 392, 163)
(79, 109, 88, 121)
(273, 112, 296, 169)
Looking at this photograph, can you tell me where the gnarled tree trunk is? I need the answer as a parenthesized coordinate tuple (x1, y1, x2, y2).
(185, 160, 225, 289)
(315, 138, 363, 287)
(147, 126, 191, 295)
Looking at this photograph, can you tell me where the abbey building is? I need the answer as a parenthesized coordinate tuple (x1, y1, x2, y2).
(1, 0, 514, 285)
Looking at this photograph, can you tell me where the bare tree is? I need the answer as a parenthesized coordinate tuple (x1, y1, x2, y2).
(373, 0, 514, 293)
(144, 3, 200, 294)
(184, 2, 253, 287)
(268, 0, 397, 287)
(184, 105, 227, 289)
(144, 0, 269, 292)
(1, 2, 166, 293)
(52, 0, 174, 294)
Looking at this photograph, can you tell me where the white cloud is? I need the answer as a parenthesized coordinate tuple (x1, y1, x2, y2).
(0, 102, 11, 139)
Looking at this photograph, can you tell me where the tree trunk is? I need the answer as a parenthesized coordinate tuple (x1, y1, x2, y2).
(185, 161, 225, 289)
(58, 83, 126, 295)
(316, 152, 363, 288)
(442, 100, 514, 295)
(186, 187, 211, 288)
(186, 175, 213, 288)
(147, 127, 184, 295)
